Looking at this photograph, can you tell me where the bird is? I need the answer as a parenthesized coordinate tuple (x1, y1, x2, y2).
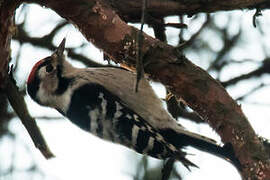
(27, 38, 239, 169)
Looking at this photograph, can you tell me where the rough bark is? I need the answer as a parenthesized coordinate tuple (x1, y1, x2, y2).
(0, 0, 17, 87)
(106, 0, 268, 21)
(1, 0, 270, 179)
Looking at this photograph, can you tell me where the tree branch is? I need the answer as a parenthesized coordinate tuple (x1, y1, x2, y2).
(107, 0, 268, 22)
(3, 72, 54, 159)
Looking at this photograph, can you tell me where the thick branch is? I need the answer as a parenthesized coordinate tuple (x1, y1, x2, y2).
(106, 0, 268, 22)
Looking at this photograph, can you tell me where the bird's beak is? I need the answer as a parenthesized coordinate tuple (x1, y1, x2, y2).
(55, 38, 66, 64)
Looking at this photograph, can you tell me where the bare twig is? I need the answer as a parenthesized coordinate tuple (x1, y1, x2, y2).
(253, 8, 262, 28)
(236, 83, 270, 101)
(222, 58, 270, 87)
(135, 0, 147, 92)
(146, 14, 187, 30)
(176, 14, 210, 51)
(13, 22, 105, 68)
(3, 70, 54, 159)
(207, 22, 242, 71)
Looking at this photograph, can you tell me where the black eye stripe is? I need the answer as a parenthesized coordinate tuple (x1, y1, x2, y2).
(46, 64, 54, 72)
(38, 57, 52, 71)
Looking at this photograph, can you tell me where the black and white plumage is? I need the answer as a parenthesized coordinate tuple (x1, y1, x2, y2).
(27, 38, 238, 168)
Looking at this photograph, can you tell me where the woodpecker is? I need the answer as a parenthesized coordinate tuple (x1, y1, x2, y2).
(27, 38, 239, 169)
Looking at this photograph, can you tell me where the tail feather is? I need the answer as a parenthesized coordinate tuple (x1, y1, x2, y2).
(159, 128, 241, 169)
(174, 154, 199, 171)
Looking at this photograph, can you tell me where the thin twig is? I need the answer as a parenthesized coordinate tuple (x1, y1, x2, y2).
(146, 14, 187, 30)
(236, 83, 270, 101)
(221, 59, 270, 87)
(253, 8, 262, 28)
(207, 26, 242, 71)
(176, 14, 210, 51)
(13, 22, 105, 68)
(135, 0, 147, 92)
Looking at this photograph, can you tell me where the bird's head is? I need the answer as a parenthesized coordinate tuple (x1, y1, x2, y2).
(27, 38, 68, 106)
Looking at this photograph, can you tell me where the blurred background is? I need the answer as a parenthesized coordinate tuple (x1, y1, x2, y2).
(1, 3, 270, 180)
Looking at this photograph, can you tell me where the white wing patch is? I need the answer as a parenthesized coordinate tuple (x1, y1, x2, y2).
(133, 114, 140, 122)
(114, 102, 123, 119)
(126, 114, 132, 119)
(98, 92, 107, 118)
(131, 126, 140, 146)
(89, 108, 99, 134)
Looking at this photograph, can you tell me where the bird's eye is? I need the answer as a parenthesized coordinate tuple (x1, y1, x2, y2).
(46, 64, 53, 73)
